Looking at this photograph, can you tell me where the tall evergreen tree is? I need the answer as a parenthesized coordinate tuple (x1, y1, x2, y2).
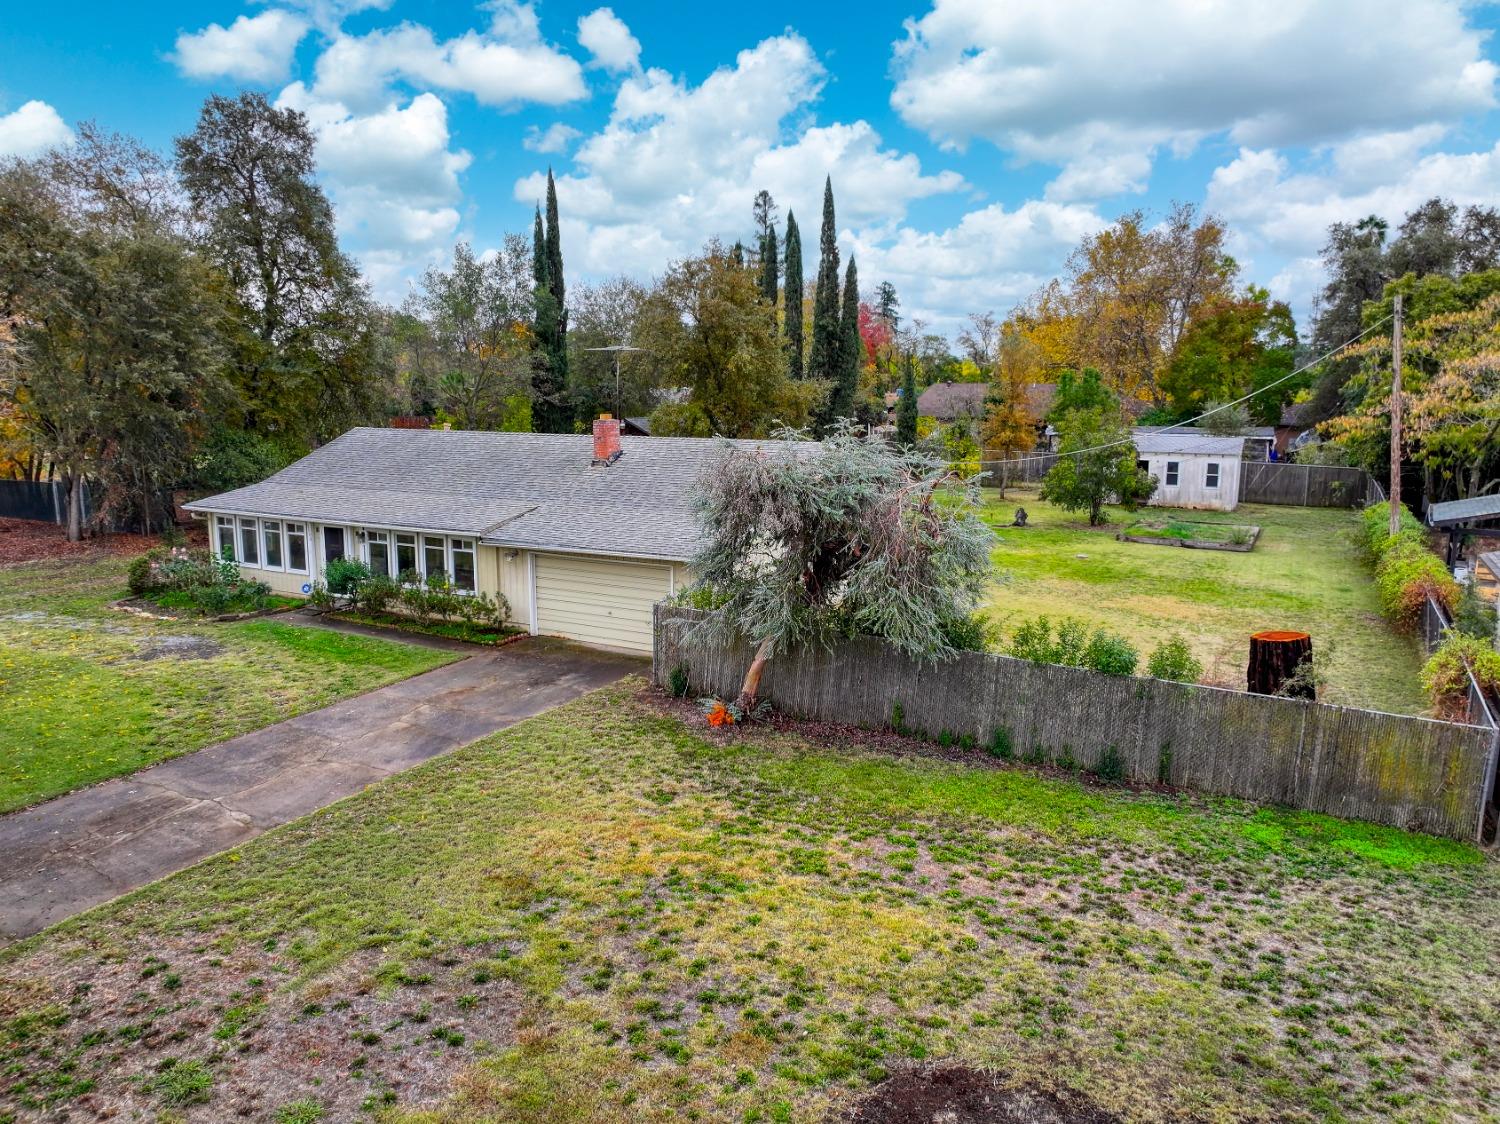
(896, 353, 918, 447)
(808, 177, 842, 383)
(759, 224, 778, 318)
(783, 210, 804, 379)
(826, 255, 860, 425)
(530, 205, 569, 433)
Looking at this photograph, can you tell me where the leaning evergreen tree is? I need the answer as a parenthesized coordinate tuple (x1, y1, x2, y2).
(1040, 407, 1156, 525)
(689, 423, 995, 710)
(896, 354, 919, 447)
(808, 178, 842, 385)
(783, 210, 804, 378)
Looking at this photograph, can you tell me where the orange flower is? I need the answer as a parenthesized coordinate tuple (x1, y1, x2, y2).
(707, 702, 734, 727)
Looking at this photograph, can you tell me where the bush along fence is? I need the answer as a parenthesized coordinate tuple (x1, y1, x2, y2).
(655, 606, 1500, 843)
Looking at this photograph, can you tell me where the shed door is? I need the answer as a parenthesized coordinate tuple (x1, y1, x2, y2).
(533, 554, 671, 654)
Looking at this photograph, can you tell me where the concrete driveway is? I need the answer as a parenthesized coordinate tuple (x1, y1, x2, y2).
(0, 635, 642, 940)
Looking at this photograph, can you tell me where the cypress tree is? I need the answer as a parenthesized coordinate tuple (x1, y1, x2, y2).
(759, 224, 778, 319)
(528, 173, 571, 433)
(827, 255, 860, 425)
(896, 352, 918, 447)
(783, 211, 804, 379)
(808, 177, 841, 384)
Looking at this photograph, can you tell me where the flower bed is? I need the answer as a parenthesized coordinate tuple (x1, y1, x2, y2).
(1117, 519, 1260, 551)
(125, 547, 288, 617)
(328, 608, 524, 647)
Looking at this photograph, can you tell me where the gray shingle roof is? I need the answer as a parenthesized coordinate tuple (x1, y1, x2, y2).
(1427, 494, 1500, 527)
(1132, 431, 1246, 456)
(184, 427, 783, 561)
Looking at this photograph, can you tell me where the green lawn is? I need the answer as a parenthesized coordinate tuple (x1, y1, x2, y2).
(982, 487, 1429, 714)
(1, 683, 1493, 1122)
(0, 554, 457, 812)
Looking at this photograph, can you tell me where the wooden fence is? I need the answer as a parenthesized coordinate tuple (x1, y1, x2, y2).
(1237, 461, 1373, 507)
(0, 480, 87, 525)
(655, 606, 1499, 842)
(978, 454, 1057, 487)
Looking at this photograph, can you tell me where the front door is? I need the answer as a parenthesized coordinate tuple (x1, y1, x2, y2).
(323, 526, 346, 568)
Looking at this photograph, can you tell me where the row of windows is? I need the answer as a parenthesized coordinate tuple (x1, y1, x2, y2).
(217, 516, 308, 573)
(215, 516, 476, 592)
(1138, 460, 1222, 490)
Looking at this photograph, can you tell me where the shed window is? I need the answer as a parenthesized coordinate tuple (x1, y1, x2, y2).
(423, 535, 447, 581)
(367, 531, 391, 578)
(451, 539, 476, 592)
(216, 516, 236, 561)
(1136, 459, 1149, 476)
(1165, 461, 1180, 486)
(262, 520, 283, 569)
(239, 518, 260, 566)
(1205, 462, 1221, 489)
(396, 533, 417, 579)
(287, 523, 308, 573)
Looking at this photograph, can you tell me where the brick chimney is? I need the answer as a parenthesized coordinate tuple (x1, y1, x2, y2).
(592, 414, 622, 465)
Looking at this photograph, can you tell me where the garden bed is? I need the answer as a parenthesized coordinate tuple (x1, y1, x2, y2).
(1117, 518, 1260, 551)
(326, 607, 525, 647)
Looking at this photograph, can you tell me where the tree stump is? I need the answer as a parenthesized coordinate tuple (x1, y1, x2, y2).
(1247, 630, 1314, 698)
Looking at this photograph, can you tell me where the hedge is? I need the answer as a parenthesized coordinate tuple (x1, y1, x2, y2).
(1360, 502, 1457, 630)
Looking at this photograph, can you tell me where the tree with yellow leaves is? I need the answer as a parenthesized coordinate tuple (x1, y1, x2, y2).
(981, 333, 1043, 497)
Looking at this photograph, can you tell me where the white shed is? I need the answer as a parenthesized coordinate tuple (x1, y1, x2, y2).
(1132, 431, 1244, 512)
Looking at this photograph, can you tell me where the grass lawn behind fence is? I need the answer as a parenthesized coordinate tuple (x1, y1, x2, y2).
(0, 554, 458, 812)
(1, 682, 1493, 1122)
(981, 487, 1429, 715)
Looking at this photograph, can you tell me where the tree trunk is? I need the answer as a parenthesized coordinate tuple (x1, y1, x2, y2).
(1247, 631, 1314, 698)
(735, 637, 774, 712)
(66, 472, 83, 543)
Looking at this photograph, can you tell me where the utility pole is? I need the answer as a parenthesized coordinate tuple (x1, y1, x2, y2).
(583, 344, 645, 420)
(1389, 294, 1404, 539)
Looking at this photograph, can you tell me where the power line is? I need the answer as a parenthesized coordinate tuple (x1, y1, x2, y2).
(980, 313, 1395, 467)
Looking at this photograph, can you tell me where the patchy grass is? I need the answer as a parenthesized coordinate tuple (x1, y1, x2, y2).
(983, 487, 1428, 714)
(0, 554, 457, 812)
(2, 682, 1493, 1122)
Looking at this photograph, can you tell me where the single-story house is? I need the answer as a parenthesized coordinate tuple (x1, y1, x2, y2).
(1132, 431, 1245, 512)
(184, 418, 745, 655)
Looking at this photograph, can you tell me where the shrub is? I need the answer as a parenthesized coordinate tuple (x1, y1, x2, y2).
(668, 664, 691, 698)
(1009, 617, 1055, 663)
(127, 552, 161, 596)
(324, 557, 372, 597)
(1374, 538, 1458, 629)
(306, 581, 334, 611)
(358, 575, 401, 614)
(1452, 580, 1499, 640)
(399, 582, 432, 624)
(189, 583, 236, 616)
(939, 611, 997, 652)
(891, 701, 908, 736)
(1359, 501, 1426, 560)
(988, 726, 1012, 759)
(474, 592, 510, 629)
(1146, 636, 1202, 683)
(1053, 618, 1090, 666)
(1082, 630, 1138, 676)
(1421, 634, 1500, 718)
(1095, 745, 1126, 784)
(677, 583, 729, 611)
(424, 571, 460, 621)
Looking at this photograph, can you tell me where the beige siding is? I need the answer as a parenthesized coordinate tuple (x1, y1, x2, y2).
(1142, 453, 1240, 512)
(498, 549, 532, 628)
(233, 562, 313, 596)
(533, 553, 672, 654)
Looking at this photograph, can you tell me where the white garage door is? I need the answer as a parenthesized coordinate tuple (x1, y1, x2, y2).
(533, 553, 672, 654)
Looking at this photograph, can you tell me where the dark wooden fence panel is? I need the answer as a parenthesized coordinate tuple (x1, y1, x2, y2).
(655, 606, 1495, 841)
(0, 480, 74, 524)
(1237, 462, 1370, 507)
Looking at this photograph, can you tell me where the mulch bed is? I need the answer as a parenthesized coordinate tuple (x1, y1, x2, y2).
(839, 1067, 1118, 1124)
(0, 517, 203, 565)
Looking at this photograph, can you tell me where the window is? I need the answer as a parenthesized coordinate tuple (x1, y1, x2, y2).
(287, 523, 308, 573)
(1136, 459, 1150, 476)
(423, 535, 447, 580)
(1205, 462, 1220, 489)
(239, 517, 260, 566)
(216, 516, 236, 561)
(262, 520, 283, 569)
(396, 533, 417, 579)
(1165, 461, 1180, 487)
(451, 539, 476, 592)
(367, 531, 391, 578)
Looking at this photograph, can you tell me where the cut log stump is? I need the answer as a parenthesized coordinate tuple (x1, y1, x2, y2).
(1248, 630, 1314, 699)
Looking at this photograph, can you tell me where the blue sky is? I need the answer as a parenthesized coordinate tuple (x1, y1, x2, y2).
(4, 0, 1499, 337)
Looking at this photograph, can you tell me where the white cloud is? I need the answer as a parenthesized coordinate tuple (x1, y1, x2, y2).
(0, 100, 72, 158)
(524, 122, 582, 153)
(577, 7, 641, 73)
(309, 5, 586, 112)
(278, 84, 472, 296)
(172, 10, 310, 83)
(514, 34, 965, 279)
(1206, 135, 1500, 318)
(892, 0, 1498, 200)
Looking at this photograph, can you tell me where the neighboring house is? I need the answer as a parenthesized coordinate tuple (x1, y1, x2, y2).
(1276, 402, 1320, 456)
(918, 381, 1155, 454)
(1473, 552, 1500, 604)
(185, 418, 748, 655)
(1132, 431, 1245, 512)
(622, 416, 652, 437)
